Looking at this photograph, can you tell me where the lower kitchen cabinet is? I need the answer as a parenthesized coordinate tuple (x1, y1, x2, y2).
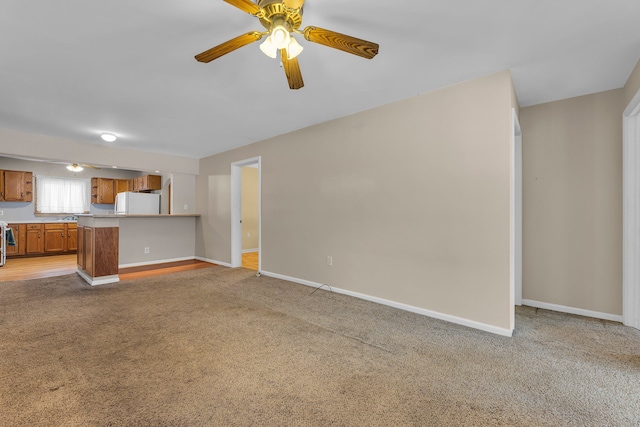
(25, 224, 44, 255)
(5, 224, 25, 256)
(67, 223, 77, 251)
(44, 223, 66, 253)
(43, 223, 78, 253)
(7, 222, 78, 257)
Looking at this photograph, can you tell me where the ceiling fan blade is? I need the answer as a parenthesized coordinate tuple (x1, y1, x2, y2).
(303, 26, 379, 59)
(81, 164, 101, 170)
(195, 32, 263, 63)
(223, 0, 263, 15)
(283, 0, 304, 9)
(280, 49, 304, 90)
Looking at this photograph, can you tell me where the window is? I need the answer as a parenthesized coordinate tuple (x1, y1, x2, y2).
(36, 175, 90, 214)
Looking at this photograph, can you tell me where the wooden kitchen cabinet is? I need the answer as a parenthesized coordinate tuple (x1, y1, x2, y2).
(91, 178, 115, 204)
(141, 175, 162, 191)
(44, 223, 78, 254)
(0, 170, 33, 202)
(25, 223, 44, 255)
(89, 174, 162, 205)
(141, 174, 161, 191)
(5, 224, 25, 256)
(67, 223, 77, 252)
(132, 174, 161, 192)
(7, 222, 78, 257)
(115, 179, 130, 195)
(44, 223, 66, 253)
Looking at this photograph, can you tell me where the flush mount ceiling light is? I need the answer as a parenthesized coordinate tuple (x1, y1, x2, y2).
(66, 163, 84, 172)
(195, 0, 379, 90)
(101, 132, 117, 143)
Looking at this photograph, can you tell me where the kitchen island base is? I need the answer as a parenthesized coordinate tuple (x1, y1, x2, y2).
(76, 214, 198, 286)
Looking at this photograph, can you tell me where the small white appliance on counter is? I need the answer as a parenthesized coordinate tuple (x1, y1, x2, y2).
(115, 192, 160, 215)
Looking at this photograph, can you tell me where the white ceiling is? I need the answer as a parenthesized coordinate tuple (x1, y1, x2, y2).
(1, 0, 639, 160)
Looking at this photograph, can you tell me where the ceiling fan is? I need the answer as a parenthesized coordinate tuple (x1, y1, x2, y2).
(66, 163, 101, 172)
(195, 0, 379, 89)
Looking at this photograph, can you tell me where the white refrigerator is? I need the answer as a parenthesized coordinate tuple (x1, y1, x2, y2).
(115, 192, 160, 215)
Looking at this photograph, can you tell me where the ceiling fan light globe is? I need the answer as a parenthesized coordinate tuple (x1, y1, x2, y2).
(287, 36, 303, 59)
(259, 36, 278, 58)
(271, 25, 290, 49)
(67, 164, 83, 172)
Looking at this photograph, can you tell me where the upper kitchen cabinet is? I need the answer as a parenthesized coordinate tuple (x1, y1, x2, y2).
(91, 178, 115, 204)
(135, 174, 161, 192)
(115, 179, 130, 195)
(91, 174, 161, 204)
(0, 170, 33, 202)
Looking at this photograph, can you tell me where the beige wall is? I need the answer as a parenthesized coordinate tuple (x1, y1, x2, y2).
(241, 167, 259, 251)
(170, 173, 198, 215)
(520, 89, 624, 315)
(0, 127, 198, 175)
(624, 59, 640, 108)
(118, 216, 196, 266)
(197, 71, 516, 332)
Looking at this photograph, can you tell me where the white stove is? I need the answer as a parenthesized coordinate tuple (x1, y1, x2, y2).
(0, 221, 6, 267)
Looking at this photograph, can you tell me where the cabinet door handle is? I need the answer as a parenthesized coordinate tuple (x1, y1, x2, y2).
(61, 232, 64, 237)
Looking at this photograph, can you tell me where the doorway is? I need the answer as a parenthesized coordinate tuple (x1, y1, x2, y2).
(231, 157, 261, 272)
(513, 108, 523, 307)
(623, 89, 640, 330)
(511, 108, 523, 331)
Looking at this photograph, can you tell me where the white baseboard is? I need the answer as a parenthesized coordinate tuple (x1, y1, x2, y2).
(119, 256, 195, 269)
(260, 270, 513, 337)
(76, 269, 119, 286)
(194, 256, 232, 268)
(522, 299, 624, 323)
(242, 249, 259, 254)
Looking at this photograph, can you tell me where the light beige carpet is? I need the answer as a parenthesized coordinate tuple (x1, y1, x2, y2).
(1, 267, 639, 426)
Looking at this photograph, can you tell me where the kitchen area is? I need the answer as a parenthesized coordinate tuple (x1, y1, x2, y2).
(0, 156, 199, 284)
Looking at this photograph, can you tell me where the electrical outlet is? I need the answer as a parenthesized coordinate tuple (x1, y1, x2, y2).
(247, 232, 250, 238)
(184, 204, 188, 210)
(144, 247, 150, 254)
(326, 256, 333, 266)
(0, 210, 3, 215)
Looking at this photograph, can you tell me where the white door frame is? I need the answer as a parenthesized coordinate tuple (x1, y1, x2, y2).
(623, 89, 640, 330)
(231, 156, 262, 271)
(512, 108, 523, 311)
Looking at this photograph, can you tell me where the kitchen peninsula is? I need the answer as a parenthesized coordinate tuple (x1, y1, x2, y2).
(76, 214, 200, 285)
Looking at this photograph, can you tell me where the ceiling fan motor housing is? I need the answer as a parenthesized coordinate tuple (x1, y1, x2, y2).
(257, 0, 303, 31)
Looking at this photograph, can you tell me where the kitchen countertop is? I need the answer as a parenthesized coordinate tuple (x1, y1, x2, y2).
(5, 214, 200, 223)
(5, 220, 78, 224)
(77, 214, 200, 218)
